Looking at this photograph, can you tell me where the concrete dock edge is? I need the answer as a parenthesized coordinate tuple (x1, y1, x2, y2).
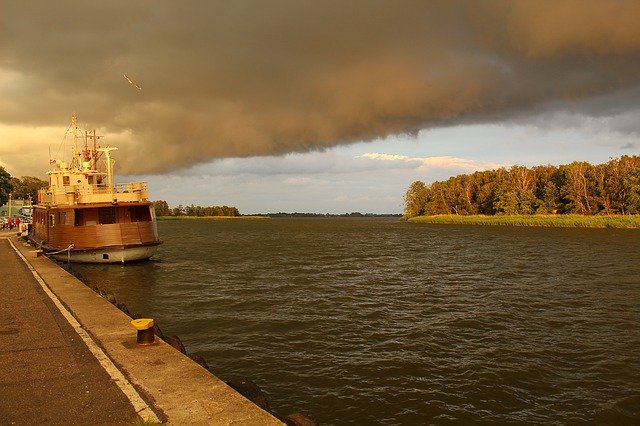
(8, 235, 283, 425)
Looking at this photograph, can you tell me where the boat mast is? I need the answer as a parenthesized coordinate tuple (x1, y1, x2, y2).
(83, 128, 102, 170)
(92, 129, 98, 170)
(71, 113, 81, 169)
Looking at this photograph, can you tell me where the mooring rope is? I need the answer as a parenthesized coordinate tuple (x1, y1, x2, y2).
(44, 244, 75, 263)
(46, 244, 75, 255)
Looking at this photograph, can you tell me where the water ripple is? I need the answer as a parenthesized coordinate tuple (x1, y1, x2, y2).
(73, 218, 640, 425)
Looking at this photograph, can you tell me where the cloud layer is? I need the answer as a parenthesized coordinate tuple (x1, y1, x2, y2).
(1, 0, 640, 175)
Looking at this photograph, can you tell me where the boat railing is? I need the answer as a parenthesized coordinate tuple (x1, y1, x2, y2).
(39, 181, 150, 205)
(100, 182, 147, 194)
(75, 182, 148, 196)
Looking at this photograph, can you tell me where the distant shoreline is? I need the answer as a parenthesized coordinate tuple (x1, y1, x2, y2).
(157, 215, 269, 220)
(406, 214, 640, 229)
(157, 213, 402, 220)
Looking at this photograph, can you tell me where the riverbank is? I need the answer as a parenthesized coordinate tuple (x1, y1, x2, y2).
(406, 214, 640, 228)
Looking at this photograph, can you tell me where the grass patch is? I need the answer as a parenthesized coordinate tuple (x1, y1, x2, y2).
(131, 416, 163, 425)
(157, 215, 269, 220)
(407, 214, 640, 228)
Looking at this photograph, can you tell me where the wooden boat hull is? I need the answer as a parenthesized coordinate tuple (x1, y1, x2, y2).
(31, 203, 162, 264)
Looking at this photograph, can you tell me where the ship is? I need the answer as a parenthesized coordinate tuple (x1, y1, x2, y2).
(30, 114, 162, 263)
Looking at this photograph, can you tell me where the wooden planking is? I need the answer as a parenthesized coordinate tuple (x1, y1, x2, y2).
(137, 222, 159, 243)
(120, 223, 142, 245)
(73, 226, 99, 247)
(48, 225, 76, 248)
(94, 224, 124, 247)
(42, 220, 159, 250)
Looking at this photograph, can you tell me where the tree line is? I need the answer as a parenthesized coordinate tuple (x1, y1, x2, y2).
(0, 167, 48, 205)
(404, 155, 640, 218)
(152, 200, 240, 217)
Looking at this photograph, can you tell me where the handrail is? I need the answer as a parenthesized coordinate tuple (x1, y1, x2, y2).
(75, 182, 148, 195)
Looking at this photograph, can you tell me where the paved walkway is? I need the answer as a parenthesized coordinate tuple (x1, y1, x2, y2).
(0, 234, 139, 424)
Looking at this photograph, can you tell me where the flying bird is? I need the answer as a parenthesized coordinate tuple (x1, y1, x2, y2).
(123, 74, 142, 90)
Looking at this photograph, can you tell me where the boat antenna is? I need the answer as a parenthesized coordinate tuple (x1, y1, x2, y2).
(53, 117, 74, 163)
(70, 113, 81, 169)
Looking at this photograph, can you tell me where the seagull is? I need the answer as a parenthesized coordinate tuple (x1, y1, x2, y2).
(123, 74, 142, 90)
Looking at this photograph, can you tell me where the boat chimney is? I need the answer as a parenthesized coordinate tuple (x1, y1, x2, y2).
(97, 147, 118, 200)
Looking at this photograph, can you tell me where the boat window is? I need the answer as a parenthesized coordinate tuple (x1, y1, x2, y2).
(130, 205, 152, 222)
(49, 214, 55, 227)
(63, 176, 70, 186)
(74, 209, 84, 226)
(58, 211, 66, 225)
(98, 207, 116, 224)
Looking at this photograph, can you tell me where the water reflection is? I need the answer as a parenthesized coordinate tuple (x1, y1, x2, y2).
(71, 259, 163, 313)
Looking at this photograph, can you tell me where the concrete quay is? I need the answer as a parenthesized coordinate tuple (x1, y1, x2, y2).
(0, 230, 283, 425)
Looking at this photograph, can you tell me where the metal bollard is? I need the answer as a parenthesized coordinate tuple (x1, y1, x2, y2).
(130, 318, 155, 345)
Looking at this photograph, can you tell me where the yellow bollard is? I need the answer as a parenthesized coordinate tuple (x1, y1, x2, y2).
(130, 318, 155, 345)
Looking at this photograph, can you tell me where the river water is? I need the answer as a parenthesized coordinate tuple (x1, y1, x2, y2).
(71, 218, 640, 424)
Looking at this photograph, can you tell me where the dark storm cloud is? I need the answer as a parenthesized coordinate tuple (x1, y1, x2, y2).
(1, 0, 640, 174)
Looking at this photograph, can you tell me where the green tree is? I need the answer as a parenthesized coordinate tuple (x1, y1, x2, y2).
(446, 175, 478, 215)
(172, 204, 184, 216)
(220, 205, 240, 216)
(184, 204, 196, 216)
(152, 200, 171, 216)
(10, 176, 48, 203)
(624, 168, 640, 214)
(562, 162, 595, 214)
(404, 181, 428, 218)
(537, 181, 560, 214)
(533, 165, 564, 213)
(425, 181, 451, 215)
(0, 167, 13, 206)
(473, 170, 499, 214)
(608, 155, 640, 214)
